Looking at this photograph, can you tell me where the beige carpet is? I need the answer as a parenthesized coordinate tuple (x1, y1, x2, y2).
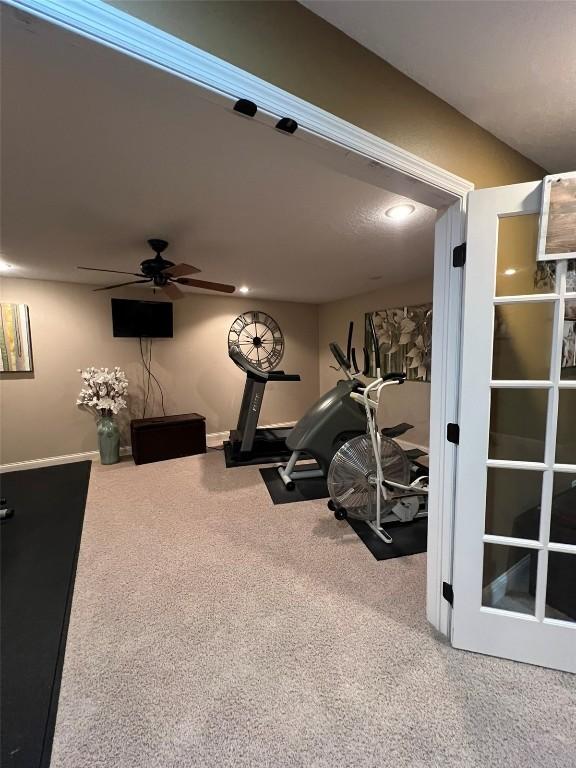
(52, 452, 575, 768)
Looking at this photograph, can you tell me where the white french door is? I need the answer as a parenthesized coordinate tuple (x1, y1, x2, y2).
(452, 180, 576, 673)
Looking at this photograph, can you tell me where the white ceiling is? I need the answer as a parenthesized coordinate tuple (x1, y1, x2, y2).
(301, 0, 576, 173)
(1, 8, 434, 304)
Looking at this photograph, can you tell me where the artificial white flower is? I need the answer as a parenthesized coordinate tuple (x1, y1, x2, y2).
(77, 366, 129, 418)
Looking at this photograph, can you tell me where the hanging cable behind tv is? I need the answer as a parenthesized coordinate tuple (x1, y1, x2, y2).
(139, 337, 166, 418)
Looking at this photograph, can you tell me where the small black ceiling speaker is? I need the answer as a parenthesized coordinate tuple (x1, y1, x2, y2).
(233, 98, 258, 117)
(275, 117, 298, 134)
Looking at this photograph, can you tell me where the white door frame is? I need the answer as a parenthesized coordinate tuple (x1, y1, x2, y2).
(5, 0, 475, 637)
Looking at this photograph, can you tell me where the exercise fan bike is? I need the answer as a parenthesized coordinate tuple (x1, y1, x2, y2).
(327, 317, 429, 544)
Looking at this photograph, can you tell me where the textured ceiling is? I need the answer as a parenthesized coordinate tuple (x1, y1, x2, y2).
(301, 0, 576, 173)
(1, 7, 434, 304)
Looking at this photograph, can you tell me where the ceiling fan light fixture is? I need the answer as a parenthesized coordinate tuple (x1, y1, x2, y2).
(239, 286, 249, 294)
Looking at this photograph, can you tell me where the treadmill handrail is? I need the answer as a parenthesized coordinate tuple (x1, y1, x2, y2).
(229, 344, 300, 382)
(269, 372, 301, 381)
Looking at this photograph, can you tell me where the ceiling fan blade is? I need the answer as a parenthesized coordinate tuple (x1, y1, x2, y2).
(177, 278, 236, 294)
(93, 279, 152, 292)
(161, 263, 201, 278)
(78, 266, 143, 277)
(161, 282, 185, 300)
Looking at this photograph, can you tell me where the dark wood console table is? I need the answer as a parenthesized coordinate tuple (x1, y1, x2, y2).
(130, 413, 206, 465)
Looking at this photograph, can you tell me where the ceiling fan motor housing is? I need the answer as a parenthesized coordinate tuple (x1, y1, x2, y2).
(140, 256, 174, 283)
(142, 240, 174, 284)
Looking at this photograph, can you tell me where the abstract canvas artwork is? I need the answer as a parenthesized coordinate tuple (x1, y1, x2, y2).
(0, 303, 33, 372)
(537, 172, 576, 261)
(366, 303, 432, 382)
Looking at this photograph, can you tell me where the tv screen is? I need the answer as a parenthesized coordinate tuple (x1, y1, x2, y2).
(111, 298, 173, 338)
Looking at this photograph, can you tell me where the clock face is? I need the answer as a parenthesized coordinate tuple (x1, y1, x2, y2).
(228, 311, 284, 372)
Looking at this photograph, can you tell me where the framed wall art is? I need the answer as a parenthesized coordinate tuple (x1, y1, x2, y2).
(366, 303, 432, 382)
(537, 171, 576, 261)
(0, 303, 33, 372)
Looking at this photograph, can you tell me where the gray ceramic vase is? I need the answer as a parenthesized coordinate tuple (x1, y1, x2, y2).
(97, 414, 120, 465)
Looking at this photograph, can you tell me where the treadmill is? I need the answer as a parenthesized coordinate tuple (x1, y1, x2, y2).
(225, 344, 301, 466)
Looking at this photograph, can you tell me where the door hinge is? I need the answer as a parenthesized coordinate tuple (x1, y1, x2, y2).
(446, 423, 460, 445)
(453, 242, 466, 267)
(442, 582, 454, 606)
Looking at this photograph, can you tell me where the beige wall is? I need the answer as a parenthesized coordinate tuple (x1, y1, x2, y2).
(109, 0, 546, 187)
(318, 276, 433, 448)
(0, 274, 433, 464)
(0, 278, 319, 464)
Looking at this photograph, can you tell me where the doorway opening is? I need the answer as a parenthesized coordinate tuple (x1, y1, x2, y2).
(1, 0, 473, 636)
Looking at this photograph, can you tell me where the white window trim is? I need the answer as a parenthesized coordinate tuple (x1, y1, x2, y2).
(5, 0, 475, 637)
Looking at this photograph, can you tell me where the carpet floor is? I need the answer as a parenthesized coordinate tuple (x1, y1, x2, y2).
(51, 452, 575, 768)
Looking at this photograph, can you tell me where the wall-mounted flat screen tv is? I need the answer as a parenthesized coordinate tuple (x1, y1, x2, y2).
(111, 298, 173, 338)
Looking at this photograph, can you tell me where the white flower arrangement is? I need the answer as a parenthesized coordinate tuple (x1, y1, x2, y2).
(77, 366, 128, 417)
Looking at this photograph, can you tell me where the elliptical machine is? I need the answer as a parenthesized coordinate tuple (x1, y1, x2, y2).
(327, 316, 429, 544)
(276, 338, 367, 489)
(277, 321, 421, 490)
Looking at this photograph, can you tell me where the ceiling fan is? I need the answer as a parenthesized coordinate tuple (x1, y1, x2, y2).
(77, 239, 236, 298)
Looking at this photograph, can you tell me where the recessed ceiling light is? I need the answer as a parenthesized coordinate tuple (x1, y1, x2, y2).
(0, 259, 15, 272)
(239, 286, 249, 294)
(504, 268, 517, 276)
(385, 204, 416, 220)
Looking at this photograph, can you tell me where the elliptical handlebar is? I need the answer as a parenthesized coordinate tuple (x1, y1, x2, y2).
(330, 321, 407, 383)
(367, 314, 381, 377)
(330, 321, 373, 379)
(350, 374, 404, 408)
(329, 342, 352, 376)
(381, 372, 406, 384)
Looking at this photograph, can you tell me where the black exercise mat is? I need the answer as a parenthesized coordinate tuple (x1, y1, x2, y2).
(347, 516, 427, 561)
(223, 440, 292, 468)
(259, 465, 329, 504)
(1, 460, 91, 768)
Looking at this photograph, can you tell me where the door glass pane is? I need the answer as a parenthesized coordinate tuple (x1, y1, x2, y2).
(482, 543, 536, 615)
(489, 388, 548, 462)
(492, 302, 554, 380)
(497, 214, 552, 296)
(545, 552, 576, 623)
(561, 299, 576, 380)
(567, 261, 576, 294)
(485, 468, 542, 539)
(556, 389, 576, 465)
(551, 474, 576, 545)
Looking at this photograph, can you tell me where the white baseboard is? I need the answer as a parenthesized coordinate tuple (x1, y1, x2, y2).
(0, 421, 297, 472)
(0, 446, 133, 473)
(482, 554, 531, 607)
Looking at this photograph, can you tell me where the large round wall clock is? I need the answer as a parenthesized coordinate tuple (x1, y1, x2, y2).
(228, 311, 284, 373)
